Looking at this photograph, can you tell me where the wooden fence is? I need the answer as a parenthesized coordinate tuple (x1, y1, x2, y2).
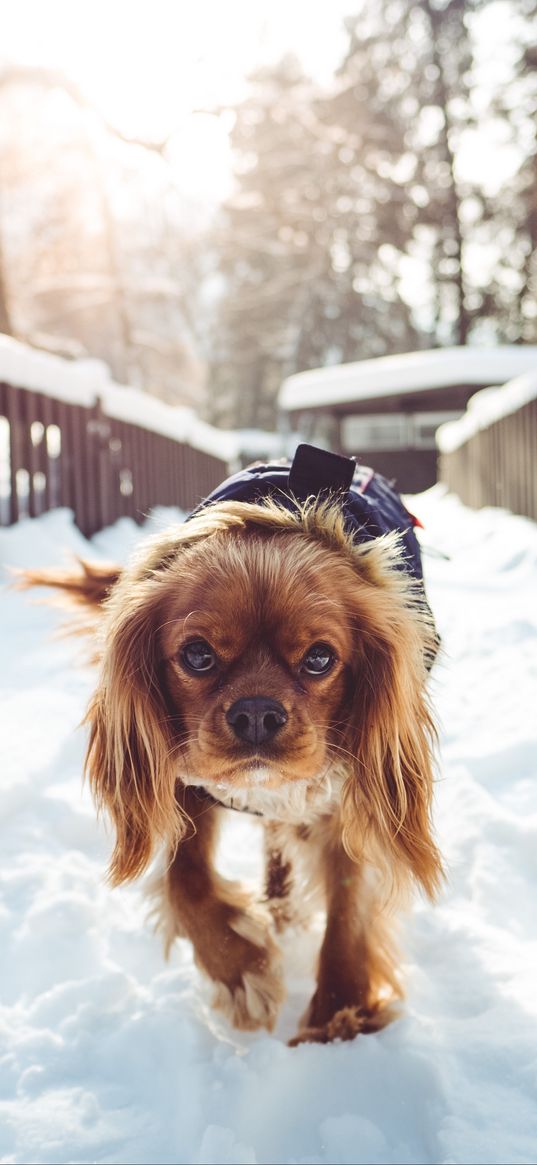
(439, 396, 537, 522)
(0, 380, 229, 536)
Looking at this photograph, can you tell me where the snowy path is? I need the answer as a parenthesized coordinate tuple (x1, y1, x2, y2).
(1, 492, 536, 1165)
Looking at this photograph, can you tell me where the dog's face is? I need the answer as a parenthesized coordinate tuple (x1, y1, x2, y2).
(88, 500, 438, 891)
(160, 530, 354, 791)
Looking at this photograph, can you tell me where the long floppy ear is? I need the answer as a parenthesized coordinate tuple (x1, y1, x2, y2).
(85, 572, 186, 885)
(340, 538, 444, 901)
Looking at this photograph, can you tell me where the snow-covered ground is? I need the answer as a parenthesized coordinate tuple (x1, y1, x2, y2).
(1, 490, 536, 1165)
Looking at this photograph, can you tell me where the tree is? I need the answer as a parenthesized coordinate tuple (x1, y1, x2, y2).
(484, 0, 537, 341)
(0, 66, 208, 405)
(208, 55, 419, 430)
(0, 231, 13, 334)
(335, 0, 494, 346)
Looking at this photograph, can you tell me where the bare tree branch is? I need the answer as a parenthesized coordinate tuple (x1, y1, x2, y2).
(0, 65, 173, 155)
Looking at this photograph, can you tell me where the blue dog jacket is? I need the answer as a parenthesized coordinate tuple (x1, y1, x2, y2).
(189, 442, 426, 584)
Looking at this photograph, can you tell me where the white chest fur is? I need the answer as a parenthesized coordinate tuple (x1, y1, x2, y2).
(188, 766, 347, 824)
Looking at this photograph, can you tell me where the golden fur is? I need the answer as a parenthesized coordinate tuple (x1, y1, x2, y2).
(24, 497, 443, 1043)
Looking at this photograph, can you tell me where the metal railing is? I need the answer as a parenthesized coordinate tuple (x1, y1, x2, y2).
(0, 380, 229, 536)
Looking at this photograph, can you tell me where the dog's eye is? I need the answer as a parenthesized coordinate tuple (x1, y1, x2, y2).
(301, 642, 335, 675)
(181, 639, 216, 673)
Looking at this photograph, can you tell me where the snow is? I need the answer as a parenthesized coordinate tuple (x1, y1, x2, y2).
(1, 491, 537, 1164)
(0, 333, 106, 407)
(100, 382, 239, 462)
(0, 332, 294, 468)
(0, 333, 239, 462)
(437, 368, 537, 452)
(278, 345, 537, 412)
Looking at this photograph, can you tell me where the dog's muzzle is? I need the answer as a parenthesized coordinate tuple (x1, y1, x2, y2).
(226, 697, 288, 746)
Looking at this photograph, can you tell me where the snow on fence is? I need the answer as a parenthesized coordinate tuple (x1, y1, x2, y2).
(437, 369, 537, 522)
(0, 336, 233, 536)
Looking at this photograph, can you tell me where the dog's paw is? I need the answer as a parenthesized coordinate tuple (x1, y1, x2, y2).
(211, 961, 284, 1032)
(289, 1005, 366, 1046)
(205, 909, 285, 1032)
(289, 999, 399, 1046)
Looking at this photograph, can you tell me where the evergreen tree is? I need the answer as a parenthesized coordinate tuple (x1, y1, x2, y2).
(208, 55, 419, 430)
(335, 0, 489, 346)
(485, 0, 537, 341)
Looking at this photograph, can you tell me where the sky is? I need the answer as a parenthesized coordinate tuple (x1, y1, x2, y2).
(1, 0, 522, 204)
(0, 0, 350, 199)
(0, 0, 350, 121)
(0, 0, 524, 304)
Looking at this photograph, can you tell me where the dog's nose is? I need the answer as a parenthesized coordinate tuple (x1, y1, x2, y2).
(226, 697, 288, 746)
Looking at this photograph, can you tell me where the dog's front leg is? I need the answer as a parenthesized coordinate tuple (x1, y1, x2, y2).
(290, 831, 401, 1045)
(163, 788, 284, 1031)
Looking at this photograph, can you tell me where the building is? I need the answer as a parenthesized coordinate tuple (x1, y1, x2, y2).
(278, 346, 537, 492)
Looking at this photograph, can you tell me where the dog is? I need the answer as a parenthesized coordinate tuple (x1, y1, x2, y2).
(24, 444, 443, 1044)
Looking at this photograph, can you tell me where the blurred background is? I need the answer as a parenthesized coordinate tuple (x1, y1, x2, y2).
(1, 0, 535, 424)
(0, 0, 536, 529)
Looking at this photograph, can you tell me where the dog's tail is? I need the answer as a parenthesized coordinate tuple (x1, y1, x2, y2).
(16, 560, 121, 612)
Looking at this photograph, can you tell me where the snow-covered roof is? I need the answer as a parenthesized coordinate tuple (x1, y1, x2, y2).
(0, 333, 238, 461)
(278, 346, 537, 412)
(437, 369, 537, 453)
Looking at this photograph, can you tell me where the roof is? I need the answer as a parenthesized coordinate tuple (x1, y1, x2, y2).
(278, 346, 537, 413)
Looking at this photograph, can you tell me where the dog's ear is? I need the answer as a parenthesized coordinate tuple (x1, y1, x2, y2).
(85, 575, 186, 885)
(340, 545, 444, 900)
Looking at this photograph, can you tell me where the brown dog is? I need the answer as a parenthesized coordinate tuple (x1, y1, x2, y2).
(25, 489, 443, 1045)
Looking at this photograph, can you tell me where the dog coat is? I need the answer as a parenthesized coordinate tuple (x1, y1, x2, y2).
(189, 442, 426, 584)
